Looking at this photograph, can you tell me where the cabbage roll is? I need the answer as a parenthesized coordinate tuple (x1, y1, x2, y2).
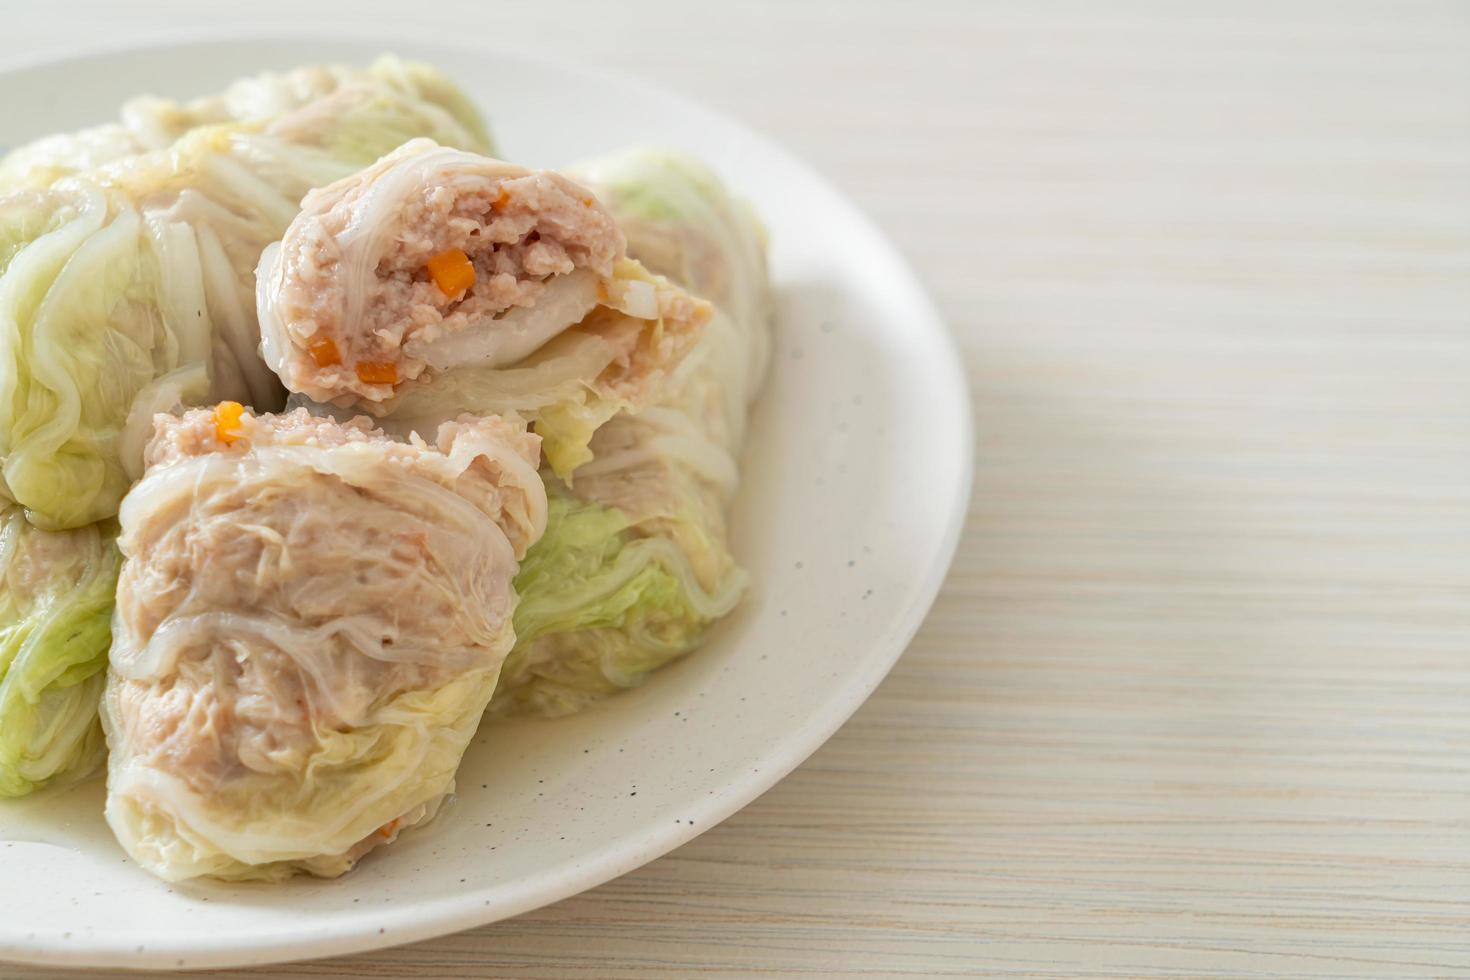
(101, 406, 545, 881)
(256, 139, 712, 475)
(0, 58, 490, 530)
(0, 508, 119, 796)
(491, 150, 773, 716)
(0, 57, 490, 193)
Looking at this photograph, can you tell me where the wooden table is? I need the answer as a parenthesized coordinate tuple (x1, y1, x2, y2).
(5, 1, 1469, 975)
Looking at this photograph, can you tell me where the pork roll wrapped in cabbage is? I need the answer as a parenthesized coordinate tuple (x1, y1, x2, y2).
(101, 406, 545, 880)
(491, 150, 773, 716)
(256, 139, 712, 475)
(0, 58, 490, 531)
(0, 57, 491, 193)
(0, 56, 492, 799)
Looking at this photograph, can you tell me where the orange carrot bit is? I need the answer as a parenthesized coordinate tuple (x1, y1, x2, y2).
(214, 401, 247, 445)
(494, 187, 511, 208)
(581, 196, 595, 207)
(307, 336, 341, 368)
(425, 248, 476, 299)
(356, 360, 399, 386)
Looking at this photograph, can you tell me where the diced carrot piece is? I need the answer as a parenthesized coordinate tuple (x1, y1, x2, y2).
(356, 361, 398, 385)
(214, 401, 246, 445)
(426, 248, 476, 299)
(494, 187, 511, 208)
(307, 337, 341, 368)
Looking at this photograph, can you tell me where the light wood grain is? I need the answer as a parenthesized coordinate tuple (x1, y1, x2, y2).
(5, 0, 1470, 976)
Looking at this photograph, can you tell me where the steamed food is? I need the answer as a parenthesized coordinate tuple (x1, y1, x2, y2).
(256, 139, 711, 474)
(102, 407, 545, 880)
(0, 508, 119, 795)
(257, 139, 626, 404)
(0, 59, 491, 193)
(0, 56, 491, 799)
(494, 150, 772, 715)
(0, 58, 490, 530)
(0, 57, 774, 883)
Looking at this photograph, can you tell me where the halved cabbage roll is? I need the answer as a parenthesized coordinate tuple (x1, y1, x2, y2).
(256, 139, 712, 475)
(0, 58, 490, 530)
(0, 507, 119, 796)
(101, 406, 545, 881)
(491, 150, 773, 716)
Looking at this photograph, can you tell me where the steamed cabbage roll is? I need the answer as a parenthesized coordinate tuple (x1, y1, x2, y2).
(102, 406, 545, 881)
(0, 58, 490, 530)
(256, 139, 712, 475)
(491, 150, 773, 716)
(0, 508, 119, 796)
(0, 57, 490, 194)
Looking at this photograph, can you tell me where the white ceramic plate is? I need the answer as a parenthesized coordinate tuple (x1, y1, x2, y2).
(0, 36, 971, 970)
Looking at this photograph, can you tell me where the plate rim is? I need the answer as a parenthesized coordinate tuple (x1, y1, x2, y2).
(0, 29, 974, 970)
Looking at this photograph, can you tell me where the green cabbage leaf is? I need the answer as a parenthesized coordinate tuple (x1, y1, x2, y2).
(496, 485, 735, 716)
(0, 506, 119, 797)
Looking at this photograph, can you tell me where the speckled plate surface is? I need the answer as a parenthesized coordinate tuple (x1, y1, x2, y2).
(0, 36, 971, 970)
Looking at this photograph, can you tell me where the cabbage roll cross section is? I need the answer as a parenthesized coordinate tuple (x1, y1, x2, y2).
(256, 139, 712, 475)
(101, 406, 546, 881)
